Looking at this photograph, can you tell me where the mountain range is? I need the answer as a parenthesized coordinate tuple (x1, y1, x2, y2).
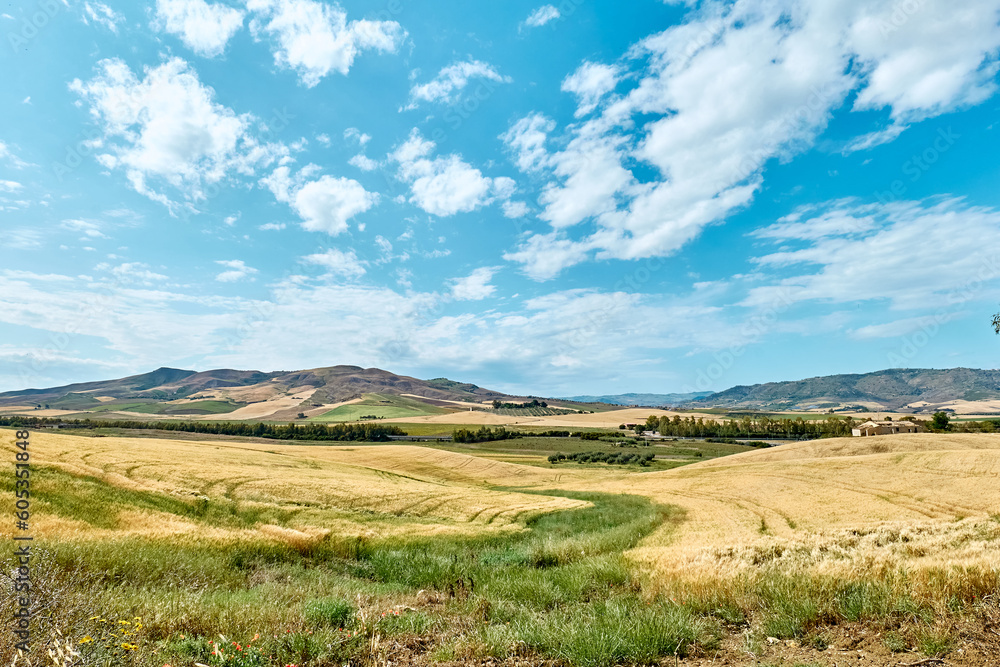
(688, 368, 1000, 411)
(3, 366, 999, 419)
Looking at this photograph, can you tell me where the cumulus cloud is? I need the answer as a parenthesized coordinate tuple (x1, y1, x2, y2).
(154, 0, 245, 57)
(261, 165, 377, 235)
(302, 248, 366, 279)
(406, 60, 511, 109)
(70, 57, 285, 209)
(501, 0, 1000, 280)
(561, 61, 619, 116)
(523, 5, 560, 28)
(247, 0, 405, 87)
(348, 154, 379, 171)
(215, 259, 258, 282)
(501, 113, 555, 173)
(390, 129, 515, 217)
(502, 201, 530, 219)
(0, 180, 22, 192)
(450, 267, 498, 300)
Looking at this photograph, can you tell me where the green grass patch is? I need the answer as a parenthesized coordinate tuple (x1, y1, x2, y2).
(311, 393, 448, 422)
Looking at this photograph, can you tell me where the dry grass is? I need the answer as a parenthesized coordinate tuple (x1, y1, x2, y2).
(0, 432, 588, 545)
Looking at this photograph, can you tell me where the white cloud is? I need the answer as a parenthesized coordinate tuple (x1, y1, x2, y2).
(849, 312, 966, 340)
(502, 201, 530, 219)
(294, 176, 376, 234)
(501, 0, 1000, 279)
(348, 154, 379, 171)
(0, 142, 32, 170)
(109, 262, 169, 285)
(82, 2, 123, 33)
(524, 5, 560, 28)
(841, 123, 907, 153)
(390, 129, 515, 217)
(406, 60, 511, 109)
(450, 267, 498, 300)
(70, 58, 285, 209)
(154, 0, 245, 58)
(262, 165, 377, 235)
(745, 198, 1000, 311)
(1, 229, 44, 249)
(258, 222, 285, 230)
(849, 1, 1000, 123)
(223, 214, 239, 226)
(62, 219, 108, 239)
(302, 248, 366, 279)
(0, 180, 23, 192)
(503, 232, 592, 281)
(344, 127, 371, 146)
(215, 259, 258, 282)
(501, 113, 555, 173)
(247, 0, 405, 87)
(316, 133, 331, 146)
(561, 61, 619, 116)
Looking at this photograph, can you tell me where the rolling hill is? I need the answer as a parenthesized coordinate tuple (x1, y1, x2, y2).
(689, 367, 1000, 411)
(0, 365, 514, 421)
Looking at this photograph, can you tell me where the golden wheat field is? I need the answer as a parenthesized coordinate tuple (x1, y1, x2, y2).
(596, 433, 1000, 583)
(6, 430, 1000, 589)
(0, 432, 590, 544)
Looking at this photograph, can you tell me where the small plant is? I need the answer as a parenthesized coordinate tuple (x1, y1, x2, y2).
(305, 598, 356, 629)
(915, 625, 954, 657)
(882, 630, 907, 653)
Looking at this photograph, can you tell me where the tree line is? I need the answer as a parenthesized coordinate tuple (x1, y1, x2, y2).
(547, 451, 656, 466)
(491, 399, 548, 409)
(452, 426, 522, 443)
(639, 413, 1000, 438)
(0, 416, 406, 441)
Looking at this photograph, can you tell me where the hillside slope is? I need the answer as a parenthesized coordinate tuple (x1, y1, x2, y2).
(0, 365, 512, 417)
(691, 367, 1000, 411)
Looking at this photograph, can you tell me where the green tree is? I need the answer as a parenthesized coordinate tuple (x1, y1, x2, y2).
(931, 411, 950, 430)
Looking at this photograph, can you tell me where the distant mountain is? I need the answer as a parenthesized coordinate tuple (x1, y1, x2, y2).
(689, 368, 1000, 411)
(562, 392, 714, 407)
(0, 365, 512, 417)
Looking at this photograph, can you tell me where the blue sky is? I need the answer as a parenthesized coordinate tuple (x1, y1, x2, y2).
(2, 0, 1000, 396)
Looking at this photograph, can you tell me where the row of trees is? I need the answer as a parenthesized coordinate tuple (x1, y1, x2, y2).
(451, 426, 522, 443)
(638, 414, 858, 439)
(547, 451, 656, 466)
(0, 416, 406, 442)
(641, 413, 1000, 438)
(491, 399, 548, 410)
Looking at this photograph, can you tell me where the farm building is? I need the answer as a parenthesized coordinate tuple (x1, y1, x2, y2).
(851, 420, 924, 437)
